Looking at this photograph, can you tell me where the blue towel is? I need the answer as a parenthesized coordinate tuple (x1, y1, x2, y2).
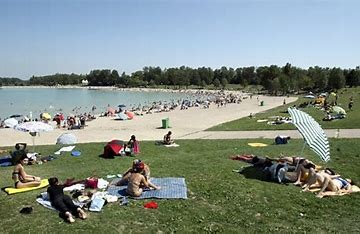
(107, 177, 187, 199)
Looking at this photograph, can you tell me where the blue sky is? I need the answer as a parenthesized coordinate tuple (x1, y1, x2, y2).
(0, 0, 359, 79)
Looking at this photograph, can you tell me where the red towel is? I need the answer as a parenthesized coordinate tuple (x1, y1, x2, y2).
(144, 201, 158, 209)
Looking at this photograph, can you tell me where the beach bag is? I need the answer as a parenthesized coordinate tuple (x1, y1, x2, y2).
(86, 177, 98, 189)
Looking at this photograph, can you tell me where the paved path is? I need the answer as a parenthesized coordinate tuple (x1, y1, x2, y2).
(177, 129, 360, 139)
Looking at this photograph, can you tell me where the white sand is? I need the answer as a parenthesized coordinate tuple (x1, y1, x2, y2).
(0, 95, 297, 147)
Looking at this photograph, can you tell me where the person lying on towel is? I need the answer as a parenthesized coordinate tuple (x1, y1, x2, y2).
(300, 164, 354, 198)
(293, 158, 321, 186)
(12, 154, 41, 189)
(126, 162, 160, 197)
(47, 177, 87, 223)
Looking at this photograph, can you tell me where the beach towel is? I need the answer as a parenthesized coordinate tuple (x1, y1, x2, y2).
(248, 143, 268, 147)
(4, 179, 49, 195)
(107, 177, 187, 199)
(0, 155, 12, 167)
(54, 146, 76, 155)
(309, 185, 360, 197)
(164, 143, 180, 147)
(36, 194, 84, 212)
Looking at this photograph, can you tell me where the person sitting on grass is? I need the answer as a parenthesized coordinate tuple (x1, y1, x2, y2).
(163, 131, 174, 145)
(126, 162, 160, 197)
(116, 159, 151, 185)
(12, 154, 41, 189)
(47, 177, 87, 223)
(126, 135, 140, 154)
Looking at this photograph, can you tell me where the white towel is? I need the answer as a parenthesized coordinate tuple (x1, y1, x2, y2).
(54, 146, 76, 155)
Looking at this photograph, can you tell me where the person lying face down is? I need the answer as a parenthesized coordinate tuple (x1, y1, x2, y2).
(47, 177, 87, 223)
(126, 162, 160, 197)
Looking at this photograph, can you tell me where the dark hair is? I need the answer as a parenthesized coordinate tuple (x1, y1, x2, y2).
(252, 156, 259, 164)
(168, 131, 172, 135)
(298, 158, 306, 165)
(19, 154, 27, 162)
(304, 163, 316, 170)
(48, 177, 59, 186)
(325, 168, 336, 175)
(131, 135, 136, 140)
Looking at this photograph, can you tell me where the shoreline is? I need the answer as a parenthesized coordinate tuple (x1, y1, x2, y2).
(0, 85, 252, 95)
(0, 95, 297, 147)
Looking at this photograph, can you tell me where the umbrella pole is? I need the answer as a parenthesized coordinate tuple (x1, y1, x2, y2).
(32, 136, 35, 152)
(300, 142, 307, 157)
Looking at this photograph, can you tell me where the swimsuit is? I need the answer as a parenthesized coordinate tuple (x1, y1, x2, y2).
(334, 178, 349, 190)
(12, 171, 21, 188)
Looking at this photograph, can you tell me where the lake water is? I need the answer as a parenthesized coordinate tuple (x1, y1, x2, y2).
(0, 87, 199, 120)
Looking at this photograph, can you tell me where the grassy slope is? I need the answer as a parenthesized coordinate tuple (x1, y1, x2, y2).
(208, 87, 360, 131)
(1, 139, 360, 233)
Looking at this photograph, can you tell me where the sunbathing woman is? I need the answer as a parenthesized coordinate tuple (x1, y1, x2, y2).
(301, 164, 352, 197)
(126, 162, 160, 197)
(47, 177, 87, 223)
(12, 154, 41, 189)
(293, 158, 320, 186)
(116, 159, 151, 185)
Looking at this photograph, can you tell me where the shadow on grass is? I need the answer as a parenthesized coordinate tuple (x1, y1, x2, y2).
(239, 166, 271, 182)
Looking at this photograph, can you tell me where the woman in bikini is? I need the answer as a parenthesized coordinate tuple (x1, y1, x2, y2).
(116, 159, 151, 185)
(12, 154, 41, 189)
(126, 162, 160, 197)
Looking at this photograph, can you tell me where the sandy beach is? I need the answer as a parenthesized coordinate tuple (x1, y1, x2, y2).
(0, 95, 297, 147)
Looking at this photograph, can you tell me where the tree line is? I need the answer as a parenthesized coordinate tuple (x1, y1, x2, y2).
(1, 64, 359, 94)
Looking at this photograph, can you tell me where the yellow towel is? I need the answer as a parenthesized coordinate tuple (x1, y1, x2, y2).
(248, 143, 268, 147)
(309, 185, 360, 197)
(4, 179, 49, 195)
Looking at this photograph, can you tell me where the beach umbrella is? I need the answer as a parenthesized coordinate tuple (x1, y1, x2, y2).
(56, 133, 77, 145)
(14, 121, 54, 152)
(303, 95, 315, 99)
(4, 118, 18, 128)
(107, 107, 116, 115)
(41, 112, 51, 120)
(115, 112, 128, 120)
(288, 107, 330, 162)
(126, 111, 134, 119)
(332, 106, 346, 115)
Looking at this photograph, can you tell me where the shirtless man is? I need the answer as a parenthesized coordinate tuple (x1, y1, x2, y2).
(126, 162, 160, 197)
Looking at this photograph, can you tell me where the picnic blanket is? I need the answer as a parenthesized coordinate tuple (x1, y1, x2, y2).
(107, 177, 187, 199)
(4, 179, 49, 195)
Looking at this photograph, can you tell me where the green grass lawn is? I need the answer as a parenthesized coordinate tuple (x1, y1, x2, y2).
(208, 87, 360, 131)
(1, 139, 360, 233)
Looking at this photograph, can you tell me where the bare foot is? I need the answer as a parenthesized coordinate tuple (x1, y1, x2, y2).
(293, 181, 302, 186)
(66, 212, 75, 223)
(77, 208, 87, 219)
